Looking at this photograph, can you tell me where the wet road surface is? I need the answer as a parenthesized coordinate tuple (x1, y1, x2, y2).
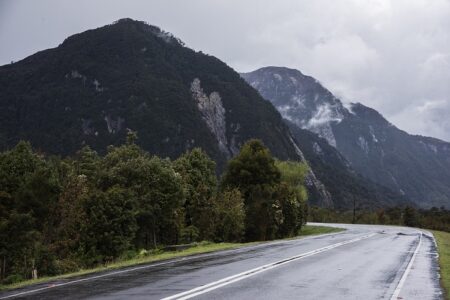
(0, 223, 443, 300)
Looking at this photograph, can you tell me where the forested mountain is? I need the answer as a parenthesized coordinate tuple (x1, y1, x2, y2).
(0, 19, 299, 169)
(242, 67, 450, 208)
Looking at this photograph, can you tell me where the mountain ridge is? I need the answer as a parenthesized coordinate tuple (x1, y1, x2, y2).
(242, 66, 450, 208)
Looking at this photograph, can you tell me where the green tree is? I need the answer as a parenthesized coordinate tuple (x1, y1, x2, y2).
(174, 148, 217, 241)
(0, 142, 60, 280)
(403, 206, 420, 227)
(222, 139, 281, 241)
(275, 161, 309, 237)
(214, 188, 245, 242)
(80, 186, 137, 264)
(100, 144, 184, 248)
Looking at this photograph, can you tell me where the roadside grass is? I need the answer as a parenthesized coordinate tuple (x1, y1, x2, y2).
(0, 225, 344, 292)
(299, 224, 344, 236)
(432, 230, 450, 299)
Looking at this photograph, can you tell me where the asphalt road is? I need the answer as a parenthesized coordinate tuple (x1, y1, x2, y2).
(0, 223, 443, 300)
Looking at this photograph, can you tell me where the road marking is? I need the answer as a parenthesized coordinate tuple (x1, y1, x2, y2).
(390, 232, 423, 300)
(0, 230, 346, 300)
(162, 233, 377, 300)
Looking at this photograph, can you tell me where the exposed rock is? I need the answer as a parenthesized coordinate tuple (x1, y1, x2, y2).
(191, 78, 229, 157)
(104, 115, 124, 134)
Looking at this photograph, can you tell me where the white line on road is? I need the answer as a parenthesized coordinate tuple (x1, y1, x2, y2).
(390, 231, 423, 300)
(162, 233, 377, 300)
(0, 230, 346, 300)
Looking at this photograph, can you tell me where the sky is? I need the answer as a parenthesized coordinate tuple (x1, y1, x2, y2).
(1, 0, 450, 141)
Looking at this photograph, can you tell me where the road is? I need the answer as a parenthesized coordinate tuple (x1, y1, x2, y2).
(0, 223, 443, 300)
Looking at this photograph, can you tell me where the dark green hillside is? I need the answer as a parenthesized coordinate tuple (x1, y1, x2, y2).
(0, 19, 299, 169)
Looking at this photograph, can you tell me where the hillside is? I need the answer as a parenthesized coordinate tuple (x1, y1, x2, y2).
(242, 66, 450, 208)
(0, 19, 337, 206)
(0, 19, 301, 168)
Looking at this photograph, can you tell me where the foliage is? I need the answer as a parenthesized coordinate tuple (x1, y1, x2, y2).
(214, 188, 246, 242)
(0, 139, 310, 285)
(308, 205, 450, 233)
(432, 230, 450, 299)
(222, 140, 308, 241)
(174, 148, 217, 241)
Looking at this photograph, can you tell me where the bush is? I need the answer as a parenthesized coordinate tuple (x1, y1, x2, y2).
(2, 274, 24, 285)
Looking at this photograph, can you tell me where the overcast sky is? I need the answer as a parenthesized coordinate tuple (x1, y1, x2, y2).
(1, 0, 450, 141)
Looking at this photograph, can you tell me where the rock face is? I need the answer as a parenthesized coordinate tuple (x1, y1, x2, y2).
(242, 66, 450, 208)
(190, 78, 229, 157)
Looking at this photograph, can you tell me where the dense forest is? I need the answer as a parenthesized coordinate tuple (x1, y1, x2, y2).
(0, 135, 308, 285)
(309, 206, 450, 231)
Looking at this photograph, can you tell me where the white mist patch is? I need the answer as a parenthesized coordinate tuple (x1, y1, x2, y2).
(302, 103, 344, 147)
(342, 101, 356, 115)
(307, 103, 343, 128)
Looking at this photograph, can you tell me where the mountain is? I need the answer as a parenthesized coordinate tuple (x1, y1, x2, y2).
(0, 19, 334, 205)
(287, 123, 406, 209)
(0, 19, 300, 165)
(242, 66, 450, 208)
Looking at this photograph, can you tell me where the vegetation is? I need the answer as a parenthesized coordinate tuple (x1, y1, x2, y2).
(309, 206, 450, 232)
(0, 224, 341, 291)
(221, 140, 308, 241)
(0, 18, 300, 172)
(432, 231, 450, 299)
(298, 225, 344, 236)
(0, 138, 309, 286)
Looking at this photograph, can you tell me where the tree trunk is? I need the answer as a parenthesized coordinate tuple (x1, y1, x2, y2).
(31, 259, 38, 280)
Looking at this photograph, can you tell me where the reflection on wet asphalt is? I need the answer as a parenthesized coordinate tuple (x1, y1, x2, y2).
(0, 223, 443, 300)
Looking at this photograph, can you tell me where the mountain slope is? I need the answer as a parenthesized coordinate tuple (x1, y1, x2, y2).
(0, 19, 301, 167)
(0, 19, 336, 206)
(242, 66, 450, 208)
(288, 122, 406, 209)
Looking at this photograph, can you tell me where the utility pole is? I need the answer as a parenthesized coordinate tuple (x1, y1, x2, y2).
(352, 197, 356, 224)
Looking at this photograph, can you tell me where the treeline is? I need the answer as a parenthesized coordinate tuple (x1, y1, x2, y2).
(0, 136, 308, 284)
(309, 206, 450, 231)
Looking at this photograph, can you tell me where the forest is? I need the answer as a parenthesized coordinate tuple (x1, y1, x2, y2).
(0, 134, 308, 285)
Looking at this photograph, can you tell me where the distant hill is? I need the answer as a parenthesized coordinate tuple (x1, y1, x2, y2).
(242, 66, 450, 208)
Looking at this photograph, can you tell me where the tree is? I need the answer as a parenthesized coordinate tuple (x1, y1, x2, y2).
(100, 144, 184, 248)
(275, 161, 309, 236)
(222, 140, 281, 241)
(214, 188, 245, 242)
(403, 206, 419, 227)
(174, 148, 217, 241)
(80, 186, 137, 264)
(0, 142, 60, 280)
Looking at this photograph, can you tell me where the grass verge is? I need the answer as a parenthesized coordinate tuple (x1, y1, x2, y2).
(299, 224, 344, 236)
(0, 225, 344, 292)
(432, 230, 450, 299)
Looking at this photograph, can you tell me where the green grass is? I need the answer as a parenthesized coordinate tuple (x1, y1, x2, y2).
(432, 230, 450, 299)
(299, 224, 345, 236)
(0, 225, 344, 291)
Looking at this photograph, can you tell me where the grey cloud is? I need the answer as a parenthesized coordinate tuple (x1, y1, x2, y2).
(1, 0, 450, 141)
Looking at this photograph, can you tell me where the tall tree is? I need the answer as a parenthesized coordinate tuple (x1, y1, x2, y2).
(222, 139, 281, 241)
(174, 148, 217, 241)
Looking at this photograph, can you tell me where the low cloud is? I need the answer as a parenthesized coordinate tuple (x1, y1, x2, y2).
(1, 0, 450, 141)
